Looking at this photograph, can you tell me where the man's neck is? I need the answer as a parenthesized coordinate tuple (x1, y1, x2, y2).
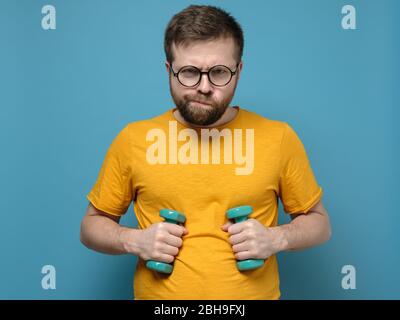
(173, 106, 238, 129)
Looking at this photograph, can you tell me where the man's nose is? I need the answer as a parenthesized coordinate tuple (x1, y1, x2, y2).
(197, 73, 213, 94)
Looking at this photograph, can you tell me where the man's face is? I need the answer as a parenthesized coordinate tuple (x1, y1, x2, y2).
(166, 37, 242, 126)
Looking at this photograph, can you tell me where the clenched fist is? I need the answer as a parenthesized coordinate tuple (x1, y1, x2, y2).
(129, 222, 188, 263)
(221, 218, 284, 260)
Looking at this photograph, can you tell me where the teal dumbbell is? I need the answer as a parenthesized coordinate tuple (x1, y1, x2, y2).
(226, 205, 264, 271)
(146, 209, 186, 274)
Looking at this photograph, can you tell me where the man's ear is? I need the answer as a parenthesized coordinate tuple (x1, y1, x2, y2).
(165, 61, 170, 74)
(237, 60, 243, 80)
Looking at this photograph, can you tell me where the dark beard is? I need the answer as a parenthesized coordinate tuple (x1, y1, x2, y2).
(170, 86, 235, 126)
(177, 100, 228, 126)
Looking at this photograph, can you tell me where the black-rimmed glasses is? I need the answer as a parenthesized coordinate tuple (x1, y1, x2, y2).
(170, 62, 239, 87)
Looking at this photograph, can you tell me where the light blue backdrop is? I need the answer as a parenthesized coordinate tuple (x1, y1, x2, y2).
(0, 0, 398, 299)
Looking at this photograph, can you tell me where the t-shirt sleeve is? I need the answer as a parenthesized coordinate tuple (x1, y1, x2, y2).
(86, 125, 133, 217)
(278, 123, 323, 214)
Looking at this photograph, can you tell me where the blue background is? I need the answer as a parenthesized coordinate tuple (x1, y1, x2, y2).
(0, 0, 398, 299)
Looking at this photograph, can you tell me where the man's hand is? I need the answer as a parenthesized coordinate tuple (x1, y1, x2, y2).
(221, 200, 331, 259)
(221, 219, 286, 260)
(122, 223, 188, 263)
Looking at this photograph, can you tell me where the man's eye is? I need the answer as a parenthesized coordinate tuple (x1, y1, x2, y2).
(181, 68, 198, 76)
(212, 68, 228, 75)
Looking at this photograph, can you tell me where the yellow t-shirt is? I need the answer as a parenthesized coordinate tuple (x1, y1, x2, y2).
(86, 106, 323, 300)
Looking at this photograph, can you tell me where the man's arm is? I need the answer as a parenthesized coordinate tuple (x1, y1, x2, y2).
(275, 200, 332, 252)
(80, 203, 188, 262)
(222, 200, 332, 260)
(80, 203, 142, 255)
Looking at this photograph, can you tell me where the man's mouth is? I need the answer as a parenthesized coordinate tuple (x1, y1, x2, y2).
(191, 100, 211, 106)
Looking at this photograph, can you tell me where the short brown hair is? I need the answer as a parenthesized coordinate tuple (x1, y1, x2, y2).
(164, 5, 244, 64)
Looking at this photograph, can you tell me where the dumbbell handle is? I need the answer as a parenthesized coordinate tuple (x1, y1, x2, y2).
(146, 209, 186, 274)
(227, 206, 265, 271)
